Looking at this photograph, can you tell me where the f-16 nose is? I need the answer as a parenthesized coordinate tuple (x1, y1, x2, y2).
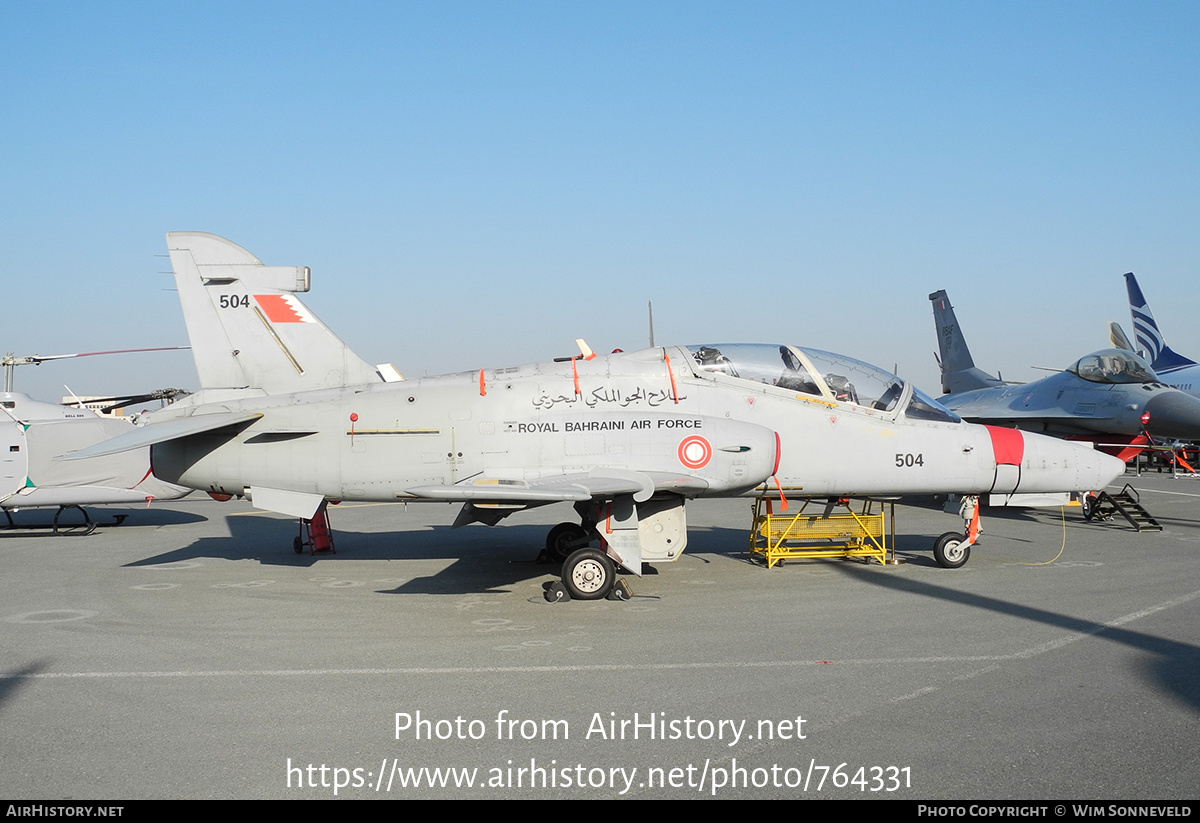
(1142, 391, 1200, 441)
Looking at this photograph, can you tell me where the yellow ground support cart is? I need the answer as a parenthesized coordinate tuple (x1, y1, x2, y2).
(750, 497, 891, 568)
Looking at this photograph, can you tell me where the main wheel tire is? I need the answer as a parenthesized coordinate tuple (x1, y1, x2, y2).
(546, 522, 588, 562)
(562, 548, 616, 600)
(933, 531, 970, 569)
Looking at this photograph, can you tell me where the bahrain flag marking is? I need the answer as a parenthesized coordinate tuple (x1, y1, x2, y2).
(254, 294, 317, 323)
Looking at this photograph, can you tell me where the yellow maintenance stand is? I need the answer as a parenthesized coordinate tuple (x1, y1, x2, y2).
(750, 496, 891, 568)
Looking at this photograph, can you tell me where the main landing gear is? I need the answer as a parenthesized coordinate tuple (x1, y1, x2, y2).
(542, 522, 590, 563)
(562, 548, 615, 600)
(540, 518, 631, 603)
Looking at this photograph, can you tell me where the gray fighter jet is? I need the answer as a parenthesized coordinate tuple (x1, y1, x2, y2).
(930, 288, 1200, 459)
(63, 235, 1123, 593)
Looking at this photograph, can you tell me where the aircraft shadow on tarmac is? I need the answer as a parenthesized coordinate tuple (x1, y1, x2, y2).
(119, 505, 1070, 591)
(0, 661, 51, 712)
(989, 501, 1199, 531)
(117, 509, 1200, 711)
(117, 506, 1092, 586)
(832, 562, 1200, 714)
(0, 506, 207, 538)
(121, 512, 770, 594)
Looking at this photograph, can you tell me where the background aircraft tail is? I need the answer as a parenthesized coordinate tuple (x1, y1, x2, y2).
(167, 232, 383, 394)
(928, 289, 1005, 394)
(1125, 272, 1197, 373)
(1108, 321, 1136, 352)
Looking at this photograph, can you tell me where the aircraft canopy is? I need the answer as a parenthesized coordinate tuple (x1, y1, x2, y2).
(1068, 349, 1159, 385)
(686, 344, 959, 423)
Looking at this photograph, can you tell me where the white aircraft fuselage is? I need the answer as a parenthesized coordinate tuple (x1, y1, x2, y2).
(61, 233, 1125, 593)
(146, 344, 1119, 508)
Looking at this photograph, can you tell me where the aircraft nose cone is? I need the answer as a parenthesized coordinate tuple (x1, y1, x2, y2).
(1142, 391, 1200, 440)
(1016, 431, 1125, 494)
(1084, 448, 1127, 492)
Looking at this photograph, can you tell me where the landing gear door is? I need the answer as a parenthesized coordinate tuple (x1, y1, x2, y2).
(602, 495, 689, 574)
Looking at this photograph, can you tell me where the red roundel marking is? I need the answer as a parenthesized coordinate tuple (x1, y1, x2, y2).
(678, 435, 712, 469)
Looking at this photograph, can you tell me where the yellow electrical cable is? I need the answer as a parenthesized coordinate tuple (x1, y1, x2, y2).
(1005, 505, 1068, 566)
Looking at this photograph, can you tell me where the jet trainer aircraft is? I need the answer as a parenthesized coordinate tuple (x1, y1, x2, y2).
(1124, 272, 1200, 398)
(64, 234, 1123, 592)
(930, 288, 1200, 459)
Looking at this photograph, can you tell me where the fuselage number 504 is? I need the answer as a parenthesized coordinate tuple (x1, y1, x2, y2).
(895, 453, 924, 468)
(219, 295, 250, 309)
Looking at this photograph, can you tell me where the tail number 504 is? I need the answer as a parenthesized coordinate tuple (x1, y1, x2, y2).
(895, 453, 924, 467)
(219, 295, 250, 309)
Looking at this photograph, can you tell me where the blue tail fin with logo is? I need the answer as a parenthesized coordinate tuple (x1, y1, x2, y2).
(1125, 272, 1197, 373)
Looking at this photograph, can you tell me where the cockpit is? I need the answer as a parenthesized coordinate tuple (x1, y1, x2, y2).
(1068, 349, 1160, 385)
(685, 344, 960, 423)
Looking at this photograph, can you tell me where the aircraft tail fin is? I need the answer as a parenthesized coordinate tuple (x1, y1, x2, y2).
(167, 232, 383, 394)
(1108, 321, 1136, 353)
(1125, 272, 1197, 372)
(928, 289, 1004, 394)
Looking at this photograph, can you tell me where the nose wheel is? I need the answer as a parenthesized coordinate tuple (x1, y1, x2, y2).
(933, 531, 970, 568)
(934, 494, 979, 568)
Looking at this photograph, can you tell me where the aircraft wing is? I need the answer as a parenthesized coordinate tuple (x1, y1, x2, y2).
(55, 411, 264, 461)
(406, 468, 708, 504)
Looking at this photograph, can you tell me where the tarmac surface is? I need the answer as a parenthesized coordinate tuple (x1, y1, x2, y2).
(2, 470, 1198, 800)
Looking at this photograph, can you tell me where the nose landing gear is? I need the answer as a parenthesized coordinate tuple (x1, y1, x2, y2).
(934, 495, 979, 569)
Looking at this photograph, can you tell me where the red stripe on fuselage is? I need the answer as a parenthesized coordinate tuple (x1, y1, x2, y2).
(985, 425, 1024, 466)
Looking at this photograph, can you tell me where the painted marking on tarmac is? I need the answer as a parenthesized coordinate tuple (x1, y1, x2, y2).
(952, 664, 1001, 681)
(7, 589, 1198, 679)
(6, 610, 98, 624)
(1127, 486, 1200, 498)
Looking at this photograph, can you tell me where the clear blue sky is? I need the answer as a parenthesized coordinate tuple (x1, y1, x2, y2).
(3, 1, 1199, 403)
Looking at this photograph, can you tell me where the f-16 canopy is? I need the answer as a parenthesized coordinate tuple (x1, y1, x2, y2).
(1068, 349, 1160, 385)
